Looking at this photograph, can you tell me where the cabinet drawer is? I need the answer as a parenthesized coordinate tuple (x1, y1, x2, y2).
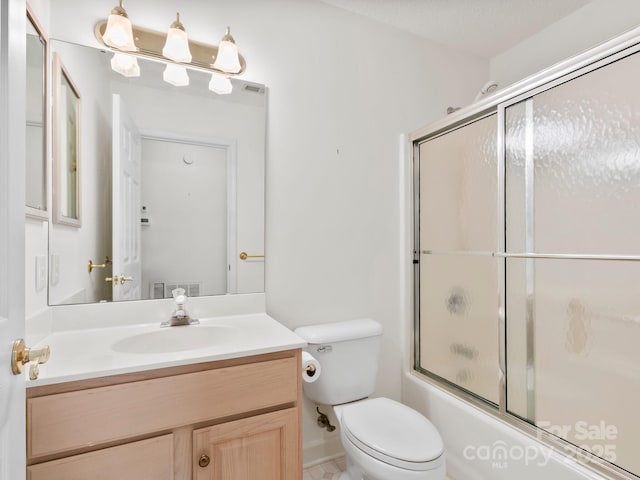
(27, 434, 173, 480)
(28, 356, 297, 459)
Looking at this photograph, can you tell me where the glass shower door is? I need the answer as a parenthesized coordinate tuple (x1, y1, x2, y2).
(505, 49, 640, 476)
(418, 114, 500, 404)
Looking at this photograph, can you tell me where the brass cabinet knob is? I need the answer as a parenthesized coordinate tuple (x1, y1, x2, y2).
(198, 454, 211, 468)
(119, 276, 133, 284)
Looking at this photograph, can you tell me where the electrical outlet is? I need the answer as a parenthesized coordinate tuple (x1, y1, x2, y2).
(35, 256, 46, 291)
(50, 254, 60, 286)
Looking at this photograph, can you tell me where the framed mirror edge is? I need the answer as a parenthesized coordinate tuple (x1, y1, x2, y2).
(52, 51, 82, 228)
(25, 4, 49, 221)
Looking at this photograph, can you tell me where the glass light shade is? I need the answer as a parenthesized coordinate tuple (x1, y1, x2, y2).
(213, 41, 241, 73)
(103, 13, 137, 52)
(163, 63, 190, 87)
(208, 74, 233, 95)
(110, 53, 140, 77)
(162, 27, 192, 63)
(212, 28, 242, 74)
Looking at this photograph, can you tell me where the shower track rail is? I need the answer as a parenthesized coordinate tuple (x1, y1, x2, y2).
(421, 250, 640, 261)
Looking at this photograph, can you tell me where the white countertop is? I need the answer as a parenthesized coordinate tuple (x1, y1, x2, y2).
(28, 313, 306, 387)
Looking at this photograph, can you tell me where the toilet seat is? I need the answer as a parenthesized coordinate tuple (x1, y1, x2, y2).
(340, 397, 444, 472)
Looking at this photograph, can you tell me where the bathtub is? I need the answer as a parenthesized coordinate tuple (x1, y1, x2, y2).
(402, 373, 612, 480)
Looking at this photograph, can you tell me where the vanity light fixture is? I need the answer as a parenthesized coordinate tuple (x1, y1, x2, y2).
(208, 73, 232, 95)
(163, 63, 190, 87)
(102, 0, 137, 52)
(212, 27, 242, 74)
(162, 12, 192, 63)
(95, 12, 247, 87)
(110, 52, 140, 77)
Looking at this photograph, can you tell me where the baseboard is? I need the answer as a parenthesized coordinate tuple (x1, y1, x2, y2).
(302, 437, 344, 468)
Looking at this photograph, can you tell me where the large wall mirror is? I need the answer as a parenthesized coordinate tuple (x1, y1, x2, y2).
(47, 39, 266, 306)
(25, 8, 47, 219)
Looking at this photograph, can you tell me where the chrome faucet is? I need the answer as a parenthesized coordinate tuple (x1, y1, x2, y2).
(161, 288, 199, 327)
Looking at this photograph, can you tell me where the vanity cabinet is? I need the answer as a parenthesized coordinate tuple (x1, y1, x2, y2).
(26, 350, 302, 480)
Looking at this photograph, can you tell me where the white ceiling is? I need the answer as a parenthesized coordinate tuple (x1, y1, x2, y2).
(317, 0, 591, 59)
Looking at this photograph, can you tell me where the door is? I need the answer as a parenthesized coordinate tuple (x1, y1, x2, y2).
(0, 0, 27, 478)
(417, 113, 500, 405)
(112, 94, 142, 301)
(193, 409, 300, 480)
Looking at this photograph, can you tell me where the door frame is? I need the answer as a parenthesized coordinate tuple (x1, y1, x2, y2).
(139, 130, 238, 294)
(0, 0, 27, 478)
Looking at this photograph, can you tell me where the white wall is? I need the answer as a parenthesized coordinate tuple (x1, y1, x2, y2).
(251, 3, 487, 462)
(490, 0, 640, 88)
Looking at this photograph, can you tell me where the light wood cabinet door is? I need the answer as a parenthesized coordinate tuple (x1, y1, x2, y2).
(193, 408, 300, 480)
(27, 435, 173, 480)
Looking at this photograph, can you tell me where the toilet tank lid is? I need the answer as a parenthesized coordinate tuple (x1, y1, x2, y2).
(294, 318, 382, 344)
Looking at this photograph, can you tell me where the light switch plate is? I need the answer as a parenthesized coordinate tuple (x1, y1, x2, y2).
(35, 255, 46, 291)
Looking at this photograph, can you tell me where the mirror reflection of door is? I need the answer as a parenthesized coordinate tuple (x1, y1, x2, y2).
(112, 94, 142, 301)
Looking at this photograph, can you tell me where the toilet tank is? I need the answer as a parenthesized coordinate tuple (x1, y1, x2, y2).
(294, 318, 382, 405)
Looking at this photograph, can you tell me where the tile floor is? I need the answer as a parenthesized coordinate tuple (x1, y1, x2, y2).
(303, 456, 346, 480)
(303, 457, 454, 480)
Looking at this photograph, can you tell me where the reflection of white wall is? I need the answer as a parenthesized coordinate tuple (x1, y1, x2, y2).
(140, 139, 227, 299)
(48, 41, 112, 305)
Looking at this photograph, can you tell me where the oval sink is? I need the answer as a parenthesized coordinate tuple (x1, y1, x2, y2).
(112, 325, 237, 354)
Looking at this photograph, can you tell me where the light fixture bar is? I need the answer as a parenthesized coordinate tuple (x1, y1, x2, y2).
(94, 21, 246, 76)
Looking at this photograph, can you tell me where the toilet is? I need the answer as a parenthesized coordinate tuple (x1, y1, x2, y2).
(294, 319, 446, 480)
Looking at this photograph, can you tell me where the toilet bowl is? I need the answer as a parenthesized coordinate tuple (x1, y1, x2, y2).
(334, 398, 445, 480)
(294, 319, 446, 480)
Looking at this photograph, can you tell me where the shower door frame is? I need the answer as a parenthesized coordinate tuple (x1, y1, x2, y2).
(410, 25, 640, 480)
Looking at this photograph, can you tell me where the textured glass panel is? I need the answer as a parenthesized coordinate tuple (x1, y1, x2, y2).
(420, 254, 499, 404)
(507, 258, 640, 475)
(419, 114, 497, 252)
(508, 51, 640, 255)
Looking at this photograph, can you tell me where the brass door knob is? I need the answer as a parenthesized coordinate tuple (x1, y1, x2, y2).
(239, 251, 265, 260)
(11, 339, 50, 379)
(105, 275, 120, 285)
(119, 276, 133, 284)
(198, 454, 211, 468)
